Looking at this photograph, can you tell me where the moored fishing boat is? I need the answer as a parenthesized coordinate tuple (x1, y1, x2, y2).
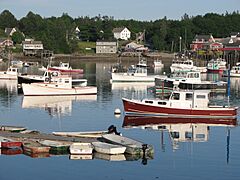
(0, 66, 18, 80)
(122, 90, 237, 118)
(170, 59, 207, 73)
(22, 76, 97, 96)
(154, 71, 227, 94)
(92, 141, 126, 155)
(223, 62, 240, 77)
(48, 62, 84, 75)
(207, 58, 226, 73)
(102, 134, 154, 155)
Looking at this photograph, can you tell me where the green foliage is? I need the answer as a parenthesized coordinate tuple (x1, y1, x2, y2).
(12, 31, 25, 44)
(0, 10, 240, 53)
(0, 10, 18, 29)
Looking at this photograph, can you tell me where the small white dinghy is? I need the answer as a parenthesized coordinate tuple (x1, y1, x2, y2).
(102, 134, 154, 155)
(92, 141, 126, 155)
(69, 142, 93, 155)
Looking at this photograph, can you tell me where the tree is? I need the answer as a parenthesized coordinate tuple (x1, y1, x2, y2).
(0, 10, 18, 29)
(12, 31, 25, 44)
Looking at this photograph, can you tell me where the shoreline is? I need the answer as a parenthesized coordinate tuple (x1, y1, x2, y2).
(13, 52, 174, 62)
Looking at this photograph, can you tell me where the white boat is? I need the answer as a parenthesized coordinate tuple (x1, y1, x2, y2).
(94, 152, 126, 161)
(170, 59, 207, 73)
(155, 71, 227, 94)
(102, 134, 154, 155)
(153, 59, 164, 67)
(52, 130, 108, 138)
(223, 62, 240, 77)
(207, 58, 226, 73)
(111, 64, 155, 82)
(0, 66, 18, 80)
(18, 70, 87, 87)
(69, 142, 93, 155)
(92, 141, 126, 155)
(22, 76, 97, 96)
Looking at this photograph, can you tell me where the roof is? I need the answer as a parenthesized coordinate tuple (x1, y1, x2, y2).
(112, 27, 127, 33)
(230, 32, 240, 37)
(193, 34, 212, 41)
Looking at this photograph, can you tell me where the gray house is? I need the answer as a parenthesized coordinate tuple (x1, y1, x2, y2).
(96, 40, 117, 54)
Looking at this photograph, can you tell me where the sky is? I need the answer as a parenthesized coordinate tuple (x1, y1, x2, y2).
(0, 0, 239, 21)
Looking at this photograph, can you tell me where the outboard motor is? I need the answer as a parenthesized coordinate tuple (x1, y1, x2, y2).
(107, 125, 121, 135)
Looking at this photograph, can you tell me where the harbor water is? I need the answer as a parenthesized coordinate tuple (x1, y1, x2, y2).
(0, 58, 239, 180)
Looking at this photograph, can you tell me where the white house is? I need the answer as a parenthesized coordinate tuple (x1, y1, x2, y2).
(22, 39, 44, 56)
(96, 40, 117, 54)
(112, 27, 131, 40)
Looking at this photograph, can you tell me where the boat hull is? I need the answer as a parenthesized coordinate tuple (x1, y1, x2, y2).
(102, 134, 154, 155)
(92, 142, 126, 155)
(122, 98, 237, 118)
(111, 73, 155, 82)
(22, 83, 97, 96)
(48, 67, 83, 74)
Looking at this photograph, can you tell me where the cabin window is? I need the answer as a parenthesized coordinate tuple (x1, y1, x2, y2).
(170, 132, 179, 139)
(196, 134, 205, 139)
(158, 101, 167, 105)
(65, 80, 69, 83)
(145, 100, 153, 104)
(185, 132, 193, 140)
(171, 93, 180, 100)
(196, 95, 206, 99)
(186, 93, 193, 100)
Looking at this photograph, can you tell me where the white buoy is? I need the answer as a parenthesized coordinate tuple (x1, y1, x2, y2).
(114, 108, 121, 115)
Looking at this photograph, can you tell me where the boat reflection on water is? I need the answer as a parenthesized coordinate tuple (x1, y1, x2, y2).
(111, 82, 154, 99)
(69, 154, 93, 160)
(123, 115, 237, 151)
(0, 80, 18, 94)
(1, 148, 23, 156)
(22, 95, 97, 117)
(94, 152, 126, 161)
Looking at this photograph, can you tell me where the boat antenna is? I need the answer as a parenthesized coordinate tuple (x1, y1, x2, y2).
(227, 64, 231, 106)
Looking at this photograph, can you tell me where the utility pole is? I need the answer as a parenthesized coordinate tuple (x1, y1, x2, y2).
(179, 36, 182, 53)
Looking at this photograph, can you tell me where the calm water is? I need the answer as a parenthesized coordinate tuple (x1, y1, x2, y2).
(0, 58, 240, 180)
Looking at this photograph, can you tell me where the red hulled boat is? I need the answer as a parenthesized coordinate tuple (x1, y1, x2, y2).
(122, 90, 237, 118)
(0, 136, 22, 148)
(48, 62, 84, 75)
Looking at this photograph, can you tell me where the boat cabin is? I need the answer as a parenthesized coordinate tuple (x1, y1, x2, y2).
(172, 59, 194, 67)
(45, 76, 73, 89)
(59, 62, 70, 69)
(6, 66, 18, 75)
(169, 90, 209, 109)
(127, 65, 147, 76)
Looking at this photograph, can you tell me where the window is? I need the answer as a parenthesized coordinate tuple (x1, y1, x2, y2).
(185, 132, 193, 139)
(171, 93, 180, 100)
(145, 100, 153, 104)
(186, 93, 193, 100)
(196, 95, 206, 99)
(158, 101, 167, 105)
(196, 134, 205, 139)
(170, 132, 179, 138)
